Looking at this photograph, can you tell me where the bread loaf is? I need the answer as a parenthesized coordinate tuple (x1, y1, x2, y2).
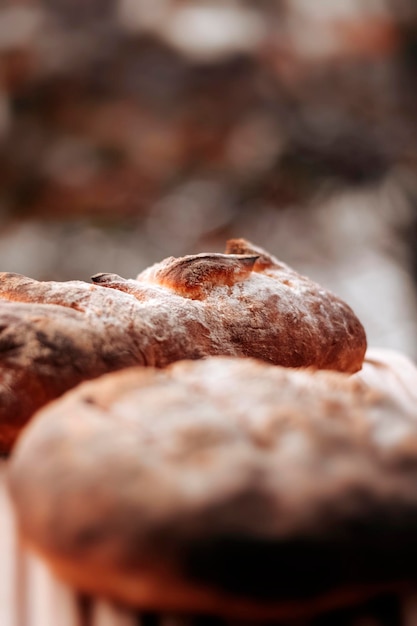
(0, 239, 366, 452)
(8, 353, 417, 619)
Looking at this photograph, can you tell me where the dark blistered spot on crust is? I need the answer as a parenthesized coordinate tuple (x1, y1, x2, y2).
(91, 273, 116, 284)
(0, 332, 24, 355)
(34, 330, 80, 363)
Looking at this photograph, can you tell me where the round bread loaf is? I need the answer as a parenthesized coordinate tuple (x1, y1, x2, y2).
(0, 238, 366, 452)
(8, 353, 417, 620)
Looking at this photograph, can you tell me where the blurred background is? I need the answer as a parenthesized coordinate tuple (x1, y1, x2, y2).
(0, 0, 416, 357)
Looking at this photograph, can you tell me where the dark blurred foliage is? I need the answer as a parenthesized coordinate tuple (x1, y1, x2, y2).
(0, 0, 416, 354)
(0, 0, 414, 218)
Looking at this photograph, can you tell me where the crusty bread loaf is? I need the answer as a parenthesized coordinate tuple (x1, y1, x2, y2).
(8, 353, 417, 620)
(0, 238, 366, 452)
(95, 237, 366, 376)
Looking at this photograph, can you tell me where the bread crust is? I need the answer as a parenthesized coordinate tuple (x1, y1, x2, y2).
(0, 239, 366, 452)
(8, 354, 417, 619)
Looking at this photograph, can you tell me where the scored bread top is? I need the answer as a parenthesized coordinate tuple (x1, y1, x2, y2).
(97, 237, 366, 372)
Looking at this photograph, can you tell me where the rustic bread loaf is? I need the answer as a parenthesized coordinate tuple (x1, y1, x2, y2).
(8, 353, 417, 620)
(0, 239, 366, 452)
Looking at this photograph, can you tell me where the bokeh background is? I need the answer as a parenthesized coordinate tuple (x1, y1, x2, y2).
(0, 0, 416, 357)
